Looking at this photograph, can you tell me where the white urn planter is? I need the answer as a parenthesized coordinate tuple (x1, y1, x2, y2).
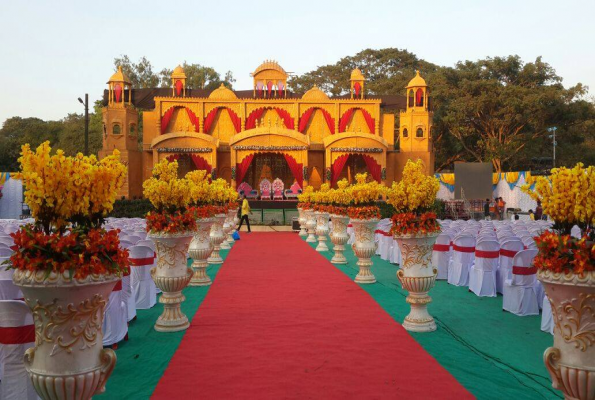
(539, 269, 595, 400)
(208, 213, 227, 264)
(149, 232, 194, 332)
(220, 215, 232, 250)
(351, 218, 379, 284)
(314, 211, 330, 252)
(13, 270, 118, 399)
(305, 209, 317, 243)
(225, 208, 238, 245)
(394, 233, 439, 333)
(298, 208, 307, 237)
(330, 214, 350, 264)
(188, 218, 215, 286)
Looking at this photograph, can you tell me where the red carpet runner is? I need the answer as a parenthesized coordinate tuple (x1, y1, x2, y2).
(152, 233, 471, 399)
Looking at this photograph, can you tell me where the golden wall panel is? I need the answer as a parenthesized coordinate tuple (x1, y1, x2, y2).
(305, 109, 331, 143)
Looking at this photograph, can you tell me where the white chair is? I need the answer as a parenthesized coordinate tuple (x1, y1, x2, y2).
(136, 239, 155, 251)
(121, 268, 136, 322)
(502, 250, 540, 316)
(0, 237, 14, 248)
(130, 245, 157, 310)
(0, 247, 12, 257)
(102, 280, 127, 347)
(0, 300, 38, 400)
(468, 240, 499, 297)
(447, 235, 475, 287)
(0, 278, 22, 301)
(541, 296, 554, 335)
(432, 233, 452, 280)
(497, 239, 524, 294)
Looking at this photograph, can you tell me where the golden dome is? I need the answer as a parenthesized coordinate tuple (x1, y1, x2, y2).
(350, 68, 365, 81)
(252, 60, 287, 76)
(301, 85, 329, 101)
(171, 65, 186, 79)
(107, 66, 131, 84)
(406, 70, 427, 88)
(208, 83, 238, 100)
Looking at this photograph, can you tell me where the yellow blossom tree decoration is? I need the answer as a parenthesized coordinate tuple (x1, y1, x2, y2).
(387, 159, 439, 213)
(143, 159, 192, 213)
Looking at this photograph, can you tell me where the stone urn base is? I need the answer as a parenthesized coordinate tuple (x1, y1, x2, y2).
(330, 214, 349, 264)
(298, 208, 307, 237)
(305, 210, 317, 243)
(208, 213, 227, 264)
(539, 269, 595, 400)
(315, 211, 329, 252)
(351, 218, 379, 284)
(189, 218, 215, 287)
(13, 270, 118, 399)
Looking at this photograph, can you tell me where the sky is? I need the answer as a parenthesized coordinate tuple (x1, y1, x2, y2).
(0, 0, 593, 124)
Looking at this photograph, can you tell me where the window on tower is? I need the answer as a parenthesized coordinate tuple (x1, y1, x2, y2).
(113, 124, 121, 135)
(415, 88, 424, 107)
(416, 128, 424, 138)
(403, 128, 408, 138)
(408, 90, 414, 107)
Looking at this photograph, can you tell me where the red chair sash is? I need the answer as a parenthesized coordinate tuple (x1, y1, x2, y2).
(433, 244, 450, 252)
(130, 257, 155, 266)
(512, 266, 537, 275)
(0, 324, 35, 344)
(500, 249, 518, 258)
(453, 245, 475, 253)
(475, 250, 499, 259)
(112, 280, 122, 292)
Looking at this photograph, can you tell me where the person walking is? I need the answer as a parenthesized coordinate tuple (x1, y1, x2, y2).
(237, 194, 251, 233)
(484, 198, 491, 220)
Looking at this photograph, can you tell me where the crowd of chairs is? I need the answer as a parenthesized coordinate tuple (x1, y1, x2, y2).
(0, 217, 159, 399)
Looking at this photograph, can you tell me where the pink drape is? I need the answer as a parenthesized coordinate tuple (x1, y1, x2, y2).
(362, 154, 381, 182)
(283, 154, 303, 188)
(245, 108, 266, 130)
(203, 107, 219, 133)
(236, 154, 255, 185)
(338, 109, 354, 133)
(298, 108, 315, 133)
(191, 154, 212, 173)
(226, 109, 241, 133)
(186, 108, 199, 132)
(331, 154, 350, 187)
(161, 107, 175, 134)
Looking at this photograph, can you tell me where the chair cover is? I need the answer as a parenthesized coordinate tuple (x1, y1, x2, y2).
(102, 280, 128, 346)
(0, 279, 22, 301)
(469, 240, 499, 297)
(496, 238, 524, 294)
(502, 250, 540, 316)
(432, 233, 452, 280)
(0, 247, 12, 257)
(541, 296, 554, 334)
(447, 236, 475, 286)
(130, 245, 157, 310)
(0, 300, 38, 400)
(272, 178, 284, 200)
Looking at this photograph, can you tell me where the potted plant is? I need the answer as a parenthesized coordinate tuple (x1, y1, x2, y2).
(387, 159, 441, 332)
(298, 186, 317, 243)
(4, 142, 128, 399)
(522, 163, 594, 400)
(328, 179, 352, 264)
(347, 173, 387, 284)
(312, 183, 331, 252)
(143, 159, 197, 332)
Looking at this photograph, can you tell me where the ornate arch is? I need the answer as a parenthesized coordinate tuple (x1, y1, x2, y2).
(245, 107, 294, 130)
(338, 107, 375, 134)
(204, 106, 241, 134)
(160, 105, 200, 134)
(298, 107, 335, 134)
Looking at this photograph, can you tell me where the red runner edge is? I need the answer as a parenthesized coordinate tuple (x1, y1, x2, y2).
(152, 232, 471, 399)
(0, 324, 35, 344)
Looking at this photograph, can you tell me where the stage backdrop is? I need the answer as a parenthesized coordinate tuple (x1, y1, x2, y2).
(454, 163, 492, 200)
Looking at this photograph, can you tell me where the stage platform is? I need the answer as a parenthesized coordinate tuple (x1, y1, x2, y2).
(245, 199, 298, 209)
(243, 199, 298, 225)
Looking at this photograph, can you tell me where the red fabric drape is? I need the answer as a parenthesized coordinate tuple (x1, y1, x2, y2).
(114, 84, 122, 103)
(331, 154, 350, 187)
(191, 154, 212, 173)
(338, 109, 354, 132)
(275, 108, 294, 130)
(245, 108, 266, 130)
(166, 154, 181, 162)
(161, 107, 175, 134)
(236, 154, 255, 185)
(416, 88, 424, 107)
(298, 108, 315, 133)
(354, 82, 361, 97)
(362, 155, 381, 182)
(283, 154, 303, 188)
(0, 325, 35, 345)
(226, 109, 241, 133)
(203, 107, 219, 133)
(175, 80, 183, 96)
(186, 108, 199, 132)
(361, 109, 375, 133)
(322, 110, 335, 134)
(267, 81, 273, 97)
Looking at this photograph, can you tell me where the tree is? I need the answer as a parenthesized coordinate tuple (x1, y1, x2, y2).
(113, 55, 160, 88)
(158, 62, 235, 90)
(55, 101, 104, 157)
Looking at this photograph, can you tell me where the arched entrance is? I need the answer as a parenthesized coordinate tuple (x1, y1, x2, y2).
(166, 154, 212, 178)
(242, 153, 295, 190)
(335, 154, 368, 184)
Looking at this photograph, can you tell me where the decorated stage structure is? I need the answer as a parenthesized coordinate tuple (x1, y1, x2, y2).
(100, 61, 434, 199)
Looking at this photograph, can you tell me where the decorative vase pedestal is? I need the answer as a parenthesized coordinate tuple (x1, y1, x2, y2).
(539, 270, 595, 400)
(225, 208, 238, 245)
(298, 208, 307, 237)
(315, 211, 329, 252)
(330, 214, 350, 264)
(189, 218, 215, 286)
(351, 218, 379, 284)
(220, 216, 232, 250)
(305, 210, 317, 243)
(208, 213, 227, 264)
(395, 233, 439, 333)
(150, 232, 194, 332)
(13, 270, 118, 399)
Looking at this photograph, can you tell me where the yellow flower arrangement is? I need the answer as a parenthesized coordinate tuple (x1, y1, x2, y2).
(16, 141, 126, 232)
(522, 163, 595, 234)
(143, 159, 192, 213)
(297, 185, 315, 209)
(386, 159, 439, 213)
(348, 173, 387, 205)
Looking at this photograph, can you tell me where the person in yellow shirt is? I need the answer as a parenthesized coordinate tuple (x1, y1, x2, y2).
(237, 194, 251, 233)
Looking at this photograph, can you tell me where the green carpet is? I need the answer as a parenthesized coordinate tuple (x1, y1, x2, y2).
(97, 249, 229, 400)
(306, 239, 561, 400)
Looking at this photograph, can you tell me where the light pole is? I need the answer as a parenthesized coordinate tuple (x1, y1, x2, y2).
(548, 127, 557, 168)
(78, 94, 89, 156)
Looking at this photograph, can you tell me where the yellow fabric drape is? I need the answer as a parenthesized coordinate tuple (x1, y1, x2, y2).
(439, 173, 455, 186)
(505, 172, 520, 185)
(0, 172, 9, 186)
(492, 173, 500, 185)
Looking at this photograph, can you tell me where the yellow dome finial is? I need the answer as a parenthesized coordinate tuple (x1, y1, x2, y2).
(406, 70, 427, 88)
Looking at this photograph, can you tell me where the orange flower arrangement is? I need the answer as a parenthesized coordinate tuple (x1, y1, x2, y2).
(327, 205, 349, 216)
(347, 206, 381, 220)
(390, 212, 441, 237)
(533, 231, 594, 274)
(145, 210, 197, 234)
